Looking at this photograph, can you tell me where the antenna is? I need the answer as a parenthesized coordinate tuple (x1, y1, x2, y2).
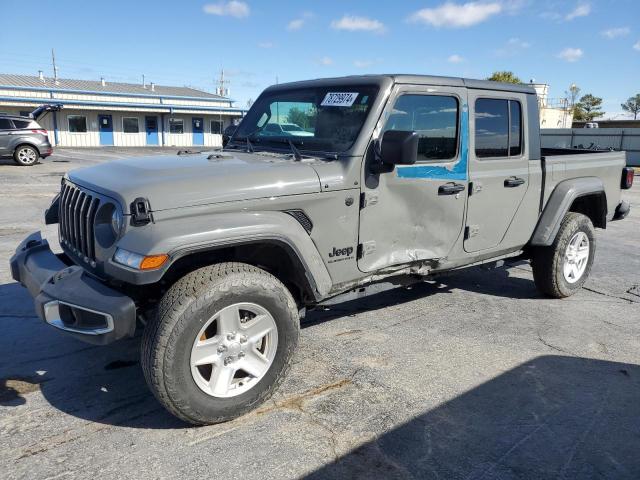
(51, 48, 59, 84)
(216, 69, 231, 97)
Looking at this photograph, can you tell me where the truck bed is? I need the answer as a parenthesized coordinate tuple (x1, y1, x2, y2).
(541, 149, 627, 219)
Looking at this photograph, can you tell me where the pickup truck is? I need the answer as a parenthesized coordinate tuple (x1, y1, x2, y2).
(10, 75, 633, 425)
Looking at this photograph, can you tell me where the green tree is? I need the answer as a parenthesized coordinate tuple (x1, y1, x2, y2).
(565, 84, 581, 110)
(574, 94, 604, 122)
(621, 94, 640, 120)
(287, 107, 315, 130)
(487, 71, 522, 84)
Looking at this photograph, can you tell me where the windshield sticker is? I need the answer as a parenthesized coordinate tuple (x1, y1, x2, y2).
(321, 92, 359, 107)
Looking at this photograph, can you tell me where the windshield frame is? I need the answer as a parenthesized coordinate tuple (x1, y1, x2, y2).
(229, 83, 382, 156)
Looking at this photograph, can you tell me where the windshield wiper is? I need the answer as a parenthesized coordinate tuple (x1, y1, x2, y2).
(287, 139, 302, 161)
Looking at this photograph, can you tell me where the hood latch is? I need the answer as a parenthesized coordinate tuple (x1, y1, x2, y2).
(130, 197, 153, 226)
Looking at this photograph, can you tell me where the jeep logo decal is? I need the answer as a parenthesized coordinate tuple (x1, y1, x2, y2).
(329, 246, 354, 259)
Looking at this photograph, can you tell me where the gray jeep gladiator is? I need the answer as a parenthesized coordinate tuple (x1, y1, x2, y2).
(11, 75, 633, 425)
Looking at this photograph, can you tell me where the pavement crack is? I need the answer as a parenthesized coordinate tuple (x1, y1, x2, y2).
(582, 286, 639, 304)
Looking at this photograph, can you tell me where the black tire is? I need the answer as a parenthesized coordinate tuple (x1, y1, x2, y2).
(141, 262, 299, 425)
(531, 212, 596, 298)
(13, 144, 39, 166)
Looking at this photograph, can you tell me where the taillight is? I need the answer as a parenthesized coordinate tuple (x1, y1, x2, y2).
(621, 167, 634, 190)
(31, 129, 48, 136)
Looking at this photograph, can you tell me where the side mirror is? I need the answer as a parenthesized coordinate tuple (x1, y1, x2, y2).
(379, 130, 418, 168)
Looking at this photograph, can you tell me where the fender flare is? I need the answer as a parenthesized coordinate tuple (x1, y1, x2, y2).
(530, 177, 606, 246)
(108, 211, 333, 299)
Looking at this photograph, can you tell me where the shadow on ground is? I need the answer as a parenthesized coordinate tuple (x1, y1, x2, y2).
(304, 263, 540, 326)
(0, 264, 541, 429)
(306, 355, 640, 480)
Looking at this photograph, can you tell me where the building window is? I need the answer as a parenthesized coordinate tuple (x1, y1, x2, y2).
(384, 94, 459, 161)
(169, 118, 184, 134)
(211, 120, 223, 134)
(475, 98, 522, 158)
(68, 115, 88, 133)
(123, 117, 140, 133)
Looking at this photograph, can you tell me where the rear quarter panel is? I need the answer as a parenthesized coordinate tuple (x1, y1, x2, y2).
(543, 151, 626, 219)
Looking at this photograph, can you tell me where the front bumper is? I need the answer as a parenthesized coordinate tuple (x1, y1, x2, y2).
(10, 232, 136, 345)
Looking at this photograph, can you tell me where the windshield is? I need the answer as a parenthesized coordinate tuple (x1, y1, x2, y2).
(233, 85, 379, 153)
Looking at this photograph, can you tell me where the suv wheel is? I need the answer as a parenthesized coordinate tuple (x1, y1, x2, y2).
(141, 262, 299, 425)
(531, 212, 595, 298)
(14, 145, 39, 166)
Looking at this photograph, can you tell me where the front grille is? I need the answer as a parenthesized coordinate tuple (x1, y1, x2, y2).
(59, 182, 100, 263)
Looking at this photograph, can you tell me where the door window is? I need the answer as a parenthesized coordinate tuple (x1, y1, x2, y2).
(384, 94, 459, 161)
(0, 119, 12, 130)
(474, 98, 522, 158)
(12, 119, 36, 129)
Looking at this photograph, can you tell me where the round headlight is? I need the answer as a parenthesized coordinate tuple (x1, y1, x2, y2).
(111, 208, 123, 235)
(94, 202, 120, 249)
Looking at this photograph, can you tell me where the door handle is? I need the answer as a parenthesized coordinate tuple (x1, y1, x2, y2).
(504, 177, 525, 187)
(438, 182, 465, 195)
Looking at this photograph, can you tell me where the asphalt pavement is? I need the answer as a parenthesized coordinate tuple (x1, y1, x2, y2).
(0, 148, 639, 480)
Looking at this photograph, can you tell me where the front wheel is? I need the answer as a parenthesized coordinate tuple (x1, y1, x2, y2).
(13, 145, 39, 166)
(531, 212, 596, 298)
(141, 262, 300, 425)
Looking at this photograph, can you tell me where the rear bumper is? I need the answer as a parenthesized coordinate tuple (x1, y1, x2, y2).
(10, 232, 136, 345)
(612, 200, 630, 221)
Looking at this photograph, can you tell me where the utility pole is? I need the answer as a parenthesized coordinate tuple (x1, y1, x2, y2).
(51, 48, 59, 84)
(216, 69, 230, 97)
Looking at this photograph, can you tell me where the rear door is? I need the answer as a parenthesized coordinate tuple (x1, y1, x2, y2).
(0, 118, 13, 155)
(464, 92, 529, 252)
(358, 84, 469, 272)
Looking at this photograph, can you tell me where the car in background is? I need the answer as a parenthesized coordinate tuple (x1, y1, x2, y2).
(584, 122, 599, 129)
(0, 104, 62, 166)
(261, 122, 314, 137)
(0, 115, 52, 166)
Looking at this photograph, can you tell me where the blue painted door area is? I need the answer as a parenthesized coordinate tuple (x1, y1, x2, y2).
(192, 117, 204, 146)
(145, 116, 159, 145)
(98, 114, 114, 145)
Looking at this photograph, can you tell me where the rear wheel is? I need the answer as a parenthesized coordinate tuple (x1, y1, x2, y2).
(13, 145, 39, 166)
(531, 212, 595, 298)
(141, 262, 299, 425)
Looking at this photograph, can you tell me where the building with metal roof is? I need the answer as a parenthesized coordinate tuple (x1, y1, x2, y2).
(0, 73, 245, 147)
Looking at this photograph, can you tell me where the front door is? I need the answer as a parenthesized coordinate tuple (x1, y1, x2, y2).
(145, 116, 159, 145)
(358, 85, 469, 273)
(98, 114, 114, 145)
(464, 93, 529, 252)
(192, 117, 204, 146)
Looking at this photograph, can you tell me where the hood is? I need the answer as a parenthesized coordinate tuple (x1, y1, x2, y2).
(67, 151, 322, 211)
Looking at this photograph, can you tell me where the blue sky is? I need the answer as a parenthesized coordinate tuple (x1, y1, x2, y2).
(1, 0, 639, 118)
